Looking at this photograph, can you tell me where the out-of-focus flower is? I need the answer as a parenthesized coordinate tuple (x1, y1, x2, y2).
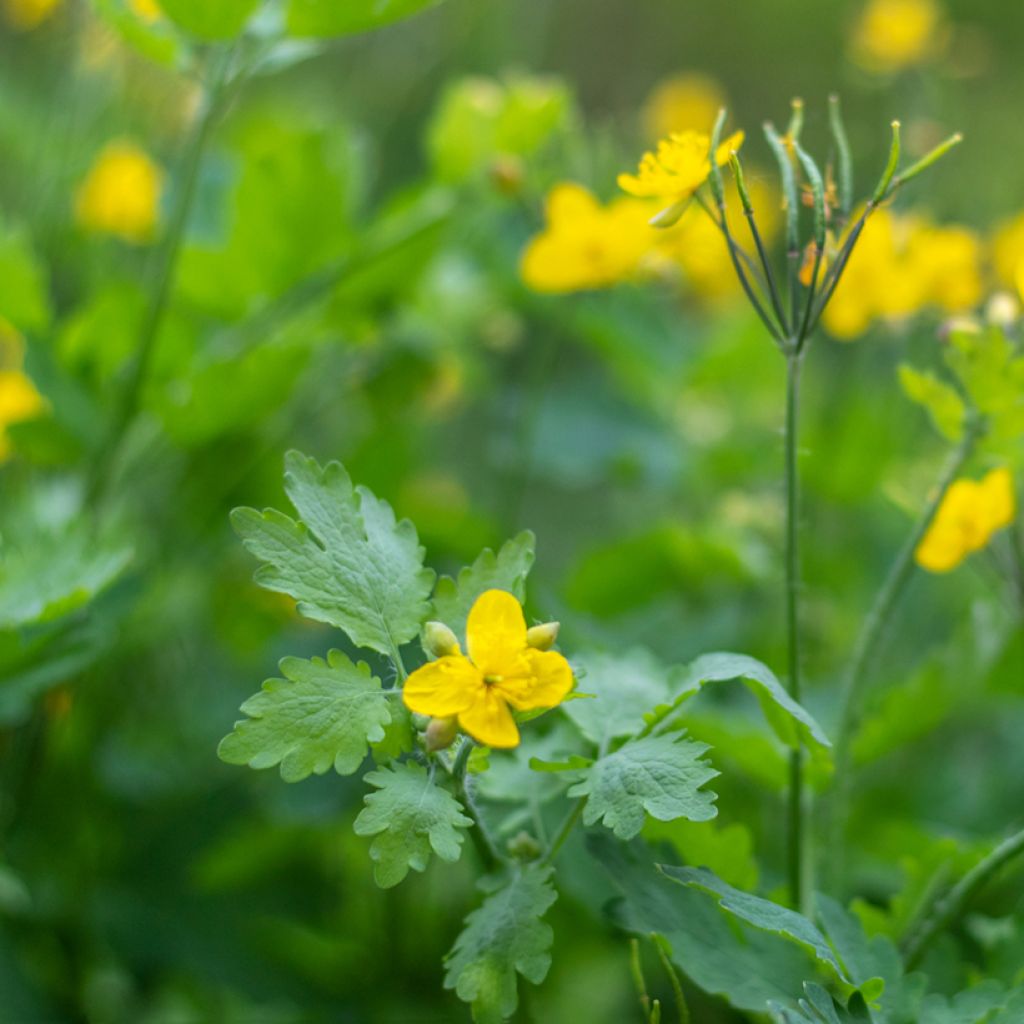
(1, 0, 60, 30)
(128, 0, 162, 21)
(823, 209, 982, 339)
(0, 320, 46, 461)
(642, 73, 726, 141)
(521, 183, 656, 293)
(74, 141, 164, 244)
(619, 130, 743, 208)
(992, 211, 1024, 300)
(403, 589, 573, 748)
(851, 0, 946, 72)
(915, 467, 1016, 572)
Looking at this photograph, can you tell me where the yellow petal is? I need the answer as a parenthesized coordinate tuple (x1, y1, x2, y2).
(466, 589, 527, 676)
(457, 688, 520, 749)
(914, 525, 966, 573)
(713, 130, 744, 166)
(498, 649, 574, 711)
(402, 655, 482, 717)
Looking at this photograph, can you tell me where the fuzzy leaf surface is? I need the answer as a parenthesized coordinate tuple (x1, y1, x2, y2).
(569, 733, 718, 840)
(218, 650, 390, 781)
(353, 761, 472, 888)
(232, 451, 434, 656)
(444, 865, 557, 1024)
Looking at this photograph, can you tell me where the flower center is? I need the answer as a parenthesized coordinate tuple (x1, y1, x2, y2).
(483, 674, 503, 686)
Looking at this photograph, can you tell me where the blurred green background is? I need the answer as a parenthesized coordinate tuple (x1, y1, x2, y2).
(1, 0, 1023, 1020)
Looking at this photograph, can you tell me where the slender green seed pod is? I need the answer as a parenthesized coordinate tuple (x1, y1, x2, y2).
(871, 120, 901, 204)
(828, 94, 853, 215)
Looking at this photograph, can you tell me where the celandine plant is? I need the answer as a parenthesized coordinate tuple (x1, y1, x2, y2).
(220, 101, 1024, 1024)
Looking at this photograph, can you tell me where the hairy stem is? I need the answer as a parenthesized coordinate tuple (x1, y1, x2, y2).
(901, 826, 1024, 968)
(452, 740, 501, 871)
(828, 425, 979, 884)
(542, 796, 586, 865)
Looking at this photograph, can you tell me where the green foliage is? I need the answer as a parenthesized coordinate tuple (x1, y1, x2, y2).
(431, 531, 535, 640)
(0, 225, 50, 332)
(286, 0, 445, 37)
(353, 760, 473, 888)
(158, 0, 260, 39)
(898, 365, 964, 442)
(569, 733, 718, 840)
(232, 451, 434, 656)
(444, 865, 557, 1024)
(643, 818, 760, 890)
(217, 650, 391, 781)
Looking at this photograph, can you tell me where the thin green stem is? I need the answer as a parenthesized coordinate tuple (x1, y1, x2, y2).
(85, 47, 235, 505)
(389, 641, 408, 683)
(783, 350, 809, 912)
(542, 796, 586, 865)
(452, 739, 502, 871)
(652, 935, 690, 1024)
(901, 826, 1024, 969)
(828, 425, 980, 883)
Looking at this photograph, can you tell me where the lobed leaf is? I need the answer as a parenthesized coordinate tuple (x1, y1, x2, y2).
(232, 451, 434, 656)
(568, 733, 718, 840)
(353, 761, 472, 888)
(218, 650, 391, 781)
(444, 865, 557, 1024)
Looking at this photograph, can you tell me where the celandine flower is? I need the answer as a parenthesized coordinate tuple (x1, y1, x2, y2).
(74, 141, 164, 244)
(641, 73, 726, 143)
(402, 589, 573, 748)
(618, 129, 743, 206)
(851, 0, 945, 73)
(521, 183, 656, 293)
(915, 467, 1016, 573)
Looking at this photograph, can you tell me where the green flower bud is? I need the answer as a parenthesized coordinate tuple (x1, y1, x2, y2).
(424, 716, 458, 752)
(507, 830, 542, 862)
(525, 621, 560, 651)
(421, 621, 461, 660)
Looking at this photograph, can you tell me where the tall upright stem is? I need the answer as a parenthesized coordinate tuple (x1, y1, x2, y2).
(784, 349, 808, 912)
(86, 47, 235, 505)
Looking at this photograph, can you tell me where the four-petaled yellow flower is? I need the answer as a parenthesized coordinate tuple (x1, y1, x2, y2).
(618, 129, 744, 205)
(521, 183, 656, 293)
(915, 468, 1016, 573)
(402, 589, 573, 749)
(852, 0, 945, 73)
(74, 141, 164, 245)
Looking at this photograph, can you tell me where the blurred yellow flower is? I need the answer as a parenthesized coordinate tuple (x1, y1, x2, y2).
(128, 0, 162, 21)
(642, 73, 726, 141)
(852, 0, 945, 72)
(74, 141, 164, 244)
(915, 467, 1016, 573)
(992, 211, 1024, 300)
(823, 209, 982, 339)
(402, 589, 573, 749)
(521, 183, 656, 293)
(0, 321, 46, 461)
(1, 0, 60, 30)
(618, 129, 744, 204)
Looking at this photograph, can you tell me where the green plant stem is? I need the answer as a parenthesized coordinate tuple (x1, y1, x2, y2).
(828, 425, 979, 882)
(783, 349, 809, 912)
(452, 740, 501, 871)
(901, 826, 1024, 969)
(542, 796, 586, 865)
(85, 47, 235, 506)
(652, 935, 690, 1024)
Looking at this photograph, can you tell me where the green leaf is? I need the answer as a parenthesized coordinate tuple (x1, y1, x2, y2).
(643, 818, 759, 890)
(286, 0, 444, 38)
(218, 650, 391, 782)
(431, 531, 535, 640)
(353, 761, 472, 888)
(660, 866, 856, 993)
(918, 982, 1011, 1024)
(158, 0, 260, 39)
(563, 648, 671, 748)
(668, 652, 832, 761)
(0, 226, 50, 332)
(91, 0, 183, 66)
(444, 865, 557, 1024)
(898, 364, 964, 442)
(590, 835, 826, 1013)
(232, 451, 434, 656)
(568, 733, 718, 840)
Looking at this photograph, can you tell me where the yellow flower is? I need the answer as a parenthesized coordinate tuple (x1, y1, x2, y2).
(992, 211, 1024, 301)
(618, 129, 744, 204)
(1, 0, 60, 30)
(642, 73, 726, 142)
(0, 322, 46, 461)
(915, 468, 1016, 573)
(128, 0, 162, 21)
(74, 141, 164, 244)
(402, 589, 573, 749)
(852, 0, 945, 72)
(521, 183, 656, 293)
